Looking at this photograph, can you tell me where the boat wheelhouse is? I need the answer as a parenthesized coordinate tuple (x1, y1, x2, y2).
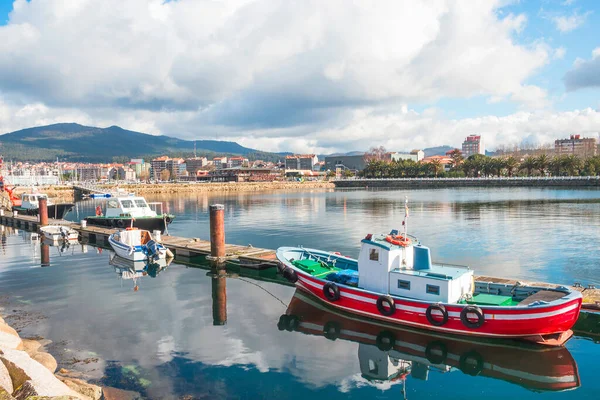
(12, 193, 74, 219)
(85, 195, 174, 233)
(276, 230, 582, 345)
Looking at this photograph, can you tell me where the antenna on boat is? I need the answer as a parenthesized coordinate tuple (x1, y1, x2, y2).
(402, 196, 409, 266)
(403, 196, 409, 240)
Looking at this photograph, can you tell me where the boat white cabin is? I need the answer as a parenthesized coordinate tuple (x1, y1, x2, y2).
(20, 193, 53, 209)
(358, 233, 473, 304)
(104, 196, 160, 218)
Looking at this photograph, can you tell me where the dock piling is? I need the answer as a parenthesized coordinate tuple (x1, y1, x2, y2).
(38, 197, 48, 227)
(209, 204, 225, 259)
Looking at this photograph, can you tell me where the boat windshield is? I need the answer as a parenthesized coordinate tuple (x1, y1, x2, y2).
(134, 199, 148, 208)
(120, 199, 135, 209)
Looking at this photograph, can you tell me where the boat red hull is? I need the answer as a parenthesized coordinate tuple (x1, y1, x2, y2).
(283, 291, 580, 392)
(295, 273, 582, 341)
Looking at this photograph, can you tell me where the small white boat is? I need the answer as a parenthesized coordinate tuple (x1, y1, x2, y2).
(108, 228, 168, 261)
(39, 225, 79, 242)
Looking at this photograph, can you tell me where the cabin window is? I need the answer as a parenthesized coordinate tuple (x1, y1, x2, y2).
(134, 199, 147, 208)
(107, 200, 119, 208)
(23, 195, 30, 202)
(426, 284, 440, 295)
(369, 248, 379, 261)
(121, 200, 135, 209)
(397, 280, 411, 290)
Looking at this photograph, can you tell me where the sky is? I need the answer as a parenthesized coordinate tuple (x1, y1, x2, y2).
(0, 0, 599, 154)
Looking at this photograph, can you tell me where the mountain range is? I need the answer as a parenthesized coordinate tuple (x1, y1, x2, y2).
(0, 123, 273, 162)
(0, 122, 460, 162)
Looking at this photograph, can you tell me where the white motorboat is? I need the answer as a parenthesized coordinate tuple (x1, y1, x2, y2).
(108, 228, 168, 261)
(39, 225, 79, 242)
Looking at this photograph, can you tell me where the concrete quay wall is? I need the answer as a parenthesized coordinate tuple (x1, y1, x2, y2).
(333, 177, 600, 189)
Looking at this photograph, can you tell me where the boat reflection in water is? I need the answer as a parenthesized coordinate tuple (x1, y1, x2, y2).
(109, 252, 172, 291)
(280, 290, 580, 394)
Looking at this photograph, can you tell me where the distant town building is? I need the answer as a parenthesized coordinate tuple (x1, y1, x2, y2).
(421, 155, 453, 172)
(185, 157, 208, 175)
(77, 166, 102, 181)
(462, 135, 485, 158)
(285, 154, 319, 170)
(128, 159, 150, 179)
(324, 155, 366, 172)
(151, 156, 169, 180)
(228, 156, 247, 168)
(391, 150, 424, 162)
(210, 167, 282, 182)
(213, 157, 228, 169)
(555, 135, 597, 157)
(166, 158, 185, 181)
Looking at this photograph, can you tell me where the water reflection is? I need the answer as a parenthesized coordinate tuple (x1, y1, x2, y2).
(109, 253, 172, 291)
(280, 290, 581, 394)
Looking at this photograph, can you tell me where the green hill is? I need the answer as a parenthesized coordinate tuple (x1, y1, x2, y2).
(0, 123, 277, 162)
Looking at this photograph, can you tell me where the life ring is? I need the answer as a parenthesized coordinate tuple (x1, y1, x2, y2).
(459, 350, 484, 376)
(282, 267, 298, 283)
(375, 331, 396, 351)
(323, 282, 341, 302)
(425, 341, 448, 365)
(323, 321, 341, 341)
(385, 235, 411, 247)
(460, 306, 485, 329)
(116, 219, 125, 228)
(426, 304, 449, 326)
(376, 296, 396, 316)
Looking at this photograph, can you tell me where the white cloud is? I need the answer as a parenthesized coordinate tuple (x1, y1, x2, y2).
(553, 46, 567, 59)
(0, 0, 593, 155)
(564, 47, 600, 91)
(551, 11, 590, 32)
(0, 1, 550, 115)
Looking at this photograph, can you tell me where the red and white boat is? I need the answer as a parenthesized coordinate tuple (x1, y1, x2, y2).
(276, 205, 582, 346)
(279, 290, 581, 392)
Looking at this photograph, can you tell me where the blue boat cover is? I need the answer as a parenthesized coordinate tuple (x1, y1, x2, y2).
(326, 269, 359, 287)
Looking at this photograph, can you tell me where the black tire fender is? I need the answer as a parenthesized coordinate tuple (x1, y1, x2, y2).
(460, 306, 485, 329)
(459, 350, 484, 376)
(277, 315, 288, 331)
(323, 321, 341, 341)
(426, 304, 449, 326)
(285, 315, 300, 332)
(323, 282, 341, 302)
(425, 341, 448, 365)
(116, 219, 125, 228)
(282, 267, 299, 283)
(376, 296, 396, 316)
(375, 331, 396, 351)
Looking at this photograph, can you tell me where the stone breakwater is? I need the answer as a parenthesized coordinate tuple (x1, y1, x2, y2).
(19, 181, 335, 200)
(115, 181, 335, 194)
(0, 311, 139, 400)
(334, 177, 600, 189)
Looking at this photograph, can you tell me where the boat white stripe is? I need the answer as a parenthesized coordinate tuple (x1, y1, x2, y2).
(297, 276, 579, 322)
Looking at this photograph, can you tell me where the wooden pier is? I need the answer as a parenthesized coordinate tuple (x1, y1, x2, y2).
(1, 210, 598, 310)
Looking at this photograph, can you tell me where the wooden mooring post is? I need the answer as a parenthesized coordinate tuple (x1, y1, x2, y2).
(209, 204, 227, 325)
(38, 197, 48, 228)
(41, 242, 50, 267)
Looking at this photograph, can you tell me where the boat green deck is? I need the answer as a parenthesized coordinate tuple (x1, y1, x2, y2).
(292, 259, 341, 277)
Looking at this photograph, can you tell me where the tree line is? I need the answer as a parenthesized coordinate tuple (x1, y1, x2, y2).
(360, 151, 600, 178)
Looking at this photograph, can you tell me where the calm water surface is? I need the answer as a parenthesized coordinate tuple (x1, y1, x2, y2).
(1, 187, 599, 399)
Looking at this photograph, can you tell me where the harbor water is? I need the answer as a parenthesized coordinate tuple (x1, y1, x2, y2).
(1, 187, 600, 399)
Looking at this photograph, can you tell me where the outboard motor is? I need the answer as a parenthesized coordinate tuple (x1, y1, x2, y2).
(145, 239, 161, 261)
(59, 226, 68, 239)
